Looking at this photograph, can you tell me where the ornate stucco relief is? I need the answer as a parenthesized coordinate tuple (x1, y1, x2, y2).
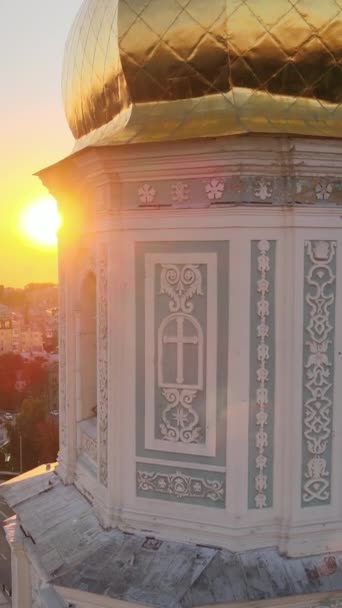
(171, 182, 189, 204)
(81, 432, 97, 463)
(302, 241, 337, 506)
(159, 264, 204, 445)
(144, 252, 218, 458)
(138, 183, 157, 205)
(132, 176, 342, 208)
(136, 464, 225, 508)
(98, 243, 109, 487)
(249, 241, 276, 510)
(136, 242, 229, 469)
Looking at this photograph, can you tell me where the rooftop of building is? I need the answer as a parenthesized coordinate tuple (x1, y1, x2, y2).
(2, 467, 342, 608)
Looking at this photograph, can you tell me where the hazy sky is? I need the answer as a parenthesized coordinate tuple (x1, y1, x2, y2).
(0, 1, 83, 287)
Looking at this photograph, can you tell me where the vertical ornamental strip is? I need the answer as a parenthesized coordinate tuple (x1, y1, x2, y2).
(98, 243, 109, 487)
(249, 240, 276, 510)
(302, 241, 337, 506)
(58, 263, 67, 449)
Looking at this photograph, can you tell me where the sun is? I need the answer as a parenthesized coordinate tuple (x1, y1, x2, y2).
(20, 196, 61, 248)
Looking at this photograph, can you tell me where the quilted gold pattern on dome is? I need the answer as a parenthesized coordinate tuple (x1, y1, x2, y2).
(63, 0, 342, 149)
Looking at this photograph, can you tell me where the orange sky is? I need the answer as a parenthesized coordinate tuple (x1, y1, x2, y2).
(0, 1, 83, 287)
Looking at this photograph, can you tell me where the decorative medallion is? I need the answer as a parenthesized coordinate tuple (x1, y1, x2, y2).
(205, 178, 225, 201)
(138, 183, 156, 205)
(315, 183, 333, 201)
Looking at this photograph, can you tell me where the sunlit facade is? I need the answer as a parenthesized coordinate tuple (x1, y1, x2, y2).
(2, 1, 342, 608)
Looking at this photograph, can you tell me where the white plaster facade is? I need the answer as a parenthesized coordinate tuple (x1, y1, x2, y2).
(3, 135, 342, 608)
(39, 135, 342, 557)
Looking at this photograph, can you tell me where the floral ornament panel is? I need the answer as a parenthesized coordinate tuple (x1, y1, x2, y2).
(137, 242, 228, 466)
(157, 264, 206, 446)
(302, 241, 337, 506)
(136, 464, 225, 508)
(249, 241, 276, 510)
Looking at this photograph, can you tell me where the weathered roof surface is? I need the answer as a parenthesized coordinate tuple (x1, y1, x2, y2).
(0, 464, 58, 509)
(2, 468, 342, 607)
(54, 545, 342, 607)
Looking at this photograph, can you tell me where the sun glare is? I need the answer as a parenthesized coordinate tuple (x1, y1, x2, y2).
(20, 197, 61, 248)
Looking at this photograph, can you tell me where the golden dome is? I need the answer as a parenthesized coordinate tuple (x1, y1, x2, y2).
(63, 0, 342, 150)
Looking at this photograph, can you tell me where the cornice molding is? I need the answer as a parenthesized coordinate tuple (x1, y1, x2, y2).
(36, 135, 342, 215)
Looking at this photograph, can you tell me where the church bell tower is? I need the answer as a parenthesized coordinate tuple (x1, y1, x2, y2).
(36, 0, 342, 558)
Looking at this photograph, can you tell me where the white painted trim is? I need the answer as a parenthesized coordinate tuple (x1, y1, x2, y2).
(200, 591, 342, 608)
(276, 227, 295, 550)
(99, 207, 342, 233)
(272, 234, 286, 520)
(122, 237, 138, 507)
(56, 585, 148, 608)
(226, 234, 250, 517)
(119, 501, 342, 555)
(136, 457, 225, 473)
(72, 135, 342, 183)
(289, 228, 305, 522)
(55, 585, 342, 608)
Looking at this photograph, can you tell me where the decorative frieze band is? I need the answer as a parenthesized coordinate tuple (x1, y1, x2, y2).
(97, 243, 109, 487)
(302, 241, 337, 506)
(249, 241, 276, 510)
(136, 463, 225, 508)
(127, 176, 342, 210)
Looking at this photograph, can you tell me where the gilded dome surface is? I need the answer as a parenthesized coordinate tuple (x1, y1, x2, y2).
(63, 0, 342, 149)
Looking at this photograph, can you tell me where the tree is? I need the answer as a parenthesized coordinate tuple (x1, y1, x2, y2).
(24, 357, 48, 398)
(6, 397, 59, 472)
(0, 353, 24, 411)
(36, 416, 59, 464)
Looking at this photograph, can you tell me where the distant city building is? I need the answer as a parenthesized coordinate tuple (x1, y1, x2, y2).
(0, 317, 15, 354)
(20, 329, 44, 355)
(0, 283, 58, 355)
(0, 320, 43, 356)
